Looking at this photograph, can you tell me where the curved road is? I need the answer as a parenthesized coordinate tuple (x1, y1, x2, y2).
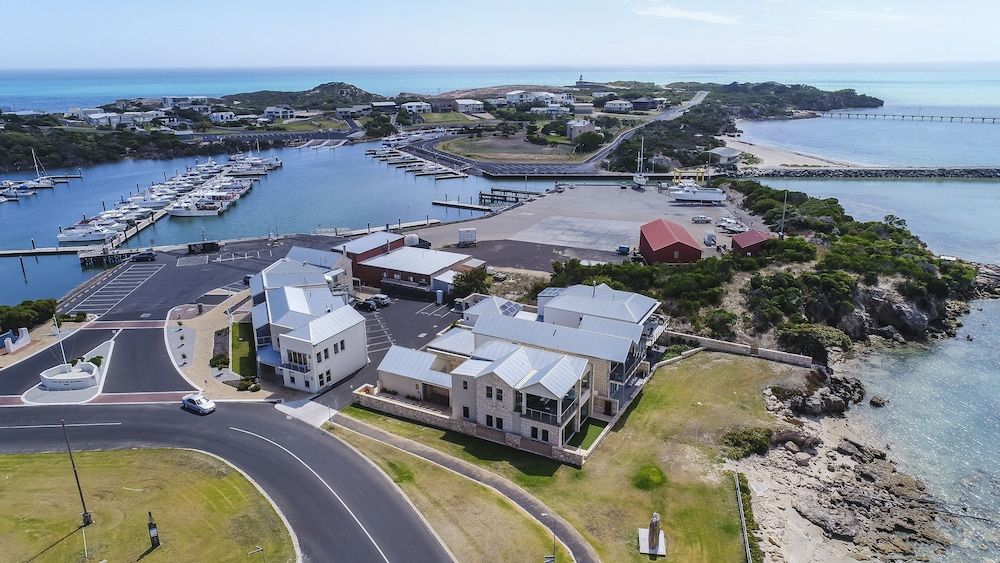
(0, 403, 452, 563)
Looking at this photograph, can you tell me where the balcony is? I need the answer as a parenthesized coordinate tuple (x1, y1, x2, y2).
(281, 361, 310, 374)
(610, 354, 642, 383)
(518, 393, 579, 426)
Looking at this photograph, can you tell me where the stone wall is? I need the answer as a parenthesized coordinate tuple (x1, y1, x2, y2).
(739, 167, 1000, 179)
(659, 330, 813, 368)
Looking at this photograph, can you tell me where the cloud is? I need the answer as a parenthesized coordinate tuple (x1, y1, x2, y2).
(634, 3, 739, 25)
(814, 9, 919, 23)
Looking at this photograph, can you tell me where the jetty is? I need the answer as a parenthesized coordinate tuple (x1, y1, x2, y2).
(823, 112, 999, 124)
(432, 200, 492, 212)
(366, 147, 469, 180)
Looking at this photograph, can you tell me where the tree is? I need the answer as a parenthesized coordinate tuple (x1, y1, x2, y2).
(395, 109, 412, 126)
(574, 131, 603, 152)
(451, 268, 492, 298)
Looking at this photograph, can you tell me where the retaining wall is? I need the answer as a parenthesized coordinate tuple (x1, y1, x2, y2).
(658, 330, 812, 368)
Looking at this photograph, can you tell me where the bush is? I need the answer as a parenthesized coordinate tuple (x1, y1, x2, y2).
(451, 268, 492, 298)
(209, 354, 231, 369)
(86, 355, 103, 367)
(248, 383, 261, 392)
(0, 299, 57, 333)
(236, 380, 252, 391)
(662, 344, 692, 359)
(631, 463, 667, 490)
(697, 308, 738, 338)
(737, 472, 764, 563)
(721, 427, 773, 459)
(777, 323, 851, 364)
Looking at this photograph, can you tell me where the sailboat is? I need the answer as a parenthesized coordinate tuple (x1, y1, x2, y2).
(633, 137, 648, 187)
(19, 148, 55, 189)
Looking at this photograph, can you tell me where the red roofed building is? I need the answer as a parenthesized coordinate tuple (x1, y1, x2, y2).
(639, 219, 702, 264)
(731, 230, 772, 257)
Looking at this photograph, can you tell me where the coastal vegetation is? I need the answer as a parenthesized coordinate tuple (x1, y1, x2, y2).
(221, 81, 380, 111)
(0, 120, 280, 170)
(608, 100, 731, 170)
(0, 298, 56, 333)
(362, 114, 396, 138)
(666, 81, 884, 118)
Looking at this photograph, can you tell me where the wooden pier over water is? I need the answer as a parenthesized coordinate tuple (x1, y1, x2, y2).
(823, 112, 999, 123)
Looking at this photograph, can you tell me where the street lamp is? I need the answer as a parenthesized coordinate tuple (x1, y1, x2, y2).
(60, 420, 93, 527)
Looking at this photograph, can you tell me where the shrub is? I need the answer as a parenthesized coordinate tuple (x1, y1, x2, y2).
(209, 354, 231, 369)
(451, 268, 492, 298)
(236, 380, 252, 391)
(86, 356, 103, 367)
(737, 472, 764, 563)
(721, 427, 773, 459)
(631, 464, 667, 490)
(777, 323, 851, 364)
(697, 308, 738, 338)
(248, 383, 261, 392)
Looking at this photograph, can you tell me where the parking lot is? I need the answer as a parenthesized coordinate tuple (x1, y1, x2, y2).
(66, 263, 164, 317)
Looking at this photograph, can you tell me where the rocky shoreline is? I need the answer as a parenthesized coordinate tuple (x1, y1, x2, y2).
(737, 167, 1000, 179)
(736, 369, 953, 562)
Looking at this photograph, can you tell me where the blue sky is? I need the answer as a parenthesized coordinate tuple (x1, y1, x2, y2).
(2, 0, 995, 69)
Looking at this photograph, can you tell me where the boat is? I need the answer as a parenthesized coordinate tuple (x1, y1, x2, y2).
(24, 149, 56, 188)
(668, 179, 726, 204)
(633, 137, 648, 187)
(165, 199, 225, 216)
(57, 227, 118, 243)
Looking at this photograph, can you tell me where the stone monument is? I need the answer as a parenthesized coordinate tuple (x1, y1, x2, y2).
(638, 511, 666, 556)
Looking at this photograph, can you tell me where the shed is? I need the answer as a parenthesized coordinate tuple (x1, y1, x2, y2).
(731, 230, 771, 257)
(639, 219, 702, 264)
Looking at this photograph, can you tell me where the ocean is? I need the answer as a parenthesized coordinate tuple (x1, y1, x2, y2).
(2, 65, 999, 558)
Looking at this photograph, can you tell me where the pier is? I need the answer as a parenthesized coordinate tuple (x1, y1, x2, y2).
(823, 112, 999, 124)
(366, 147, 469, 180)
(432, 200, 492, 212)
(478, 187, 540, 206)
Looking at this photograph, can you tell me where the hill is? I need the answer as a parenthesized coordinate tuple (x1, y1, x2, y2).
(666, 81, 883, 118)
(221, 82, 382, 111)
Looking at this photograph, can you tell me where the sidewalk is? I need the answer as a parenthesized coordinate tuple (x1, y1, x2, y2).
(332, 414, 600, 563)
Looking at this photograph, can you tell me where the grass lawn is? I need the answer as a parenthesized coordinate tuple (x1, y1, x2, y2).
(342, 352, 801, 562)
(231, 322, 257, 377)
(437, 135, 588, 163)
(331, 428, 572, 562)
(0, 449, 294, 562)
(419, 111, 471, 124)
(566, 419, 606, 450)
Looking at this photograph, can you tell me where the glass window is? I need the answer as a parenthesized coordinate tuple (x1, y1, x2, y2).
(334, 343, 339, 353)
(486, 415, 493, 427)
(462, 406, 469, 418)
(496, 417, 503, 430)
(324, 348, 330, 359)
(496, 388, 503, 401)
(486, 386, 493, 399)
(341, 339, 346, 350)
(316, 352, 322, 363)
(531, 427, 538, 439)
(462, 380, 468, 390)
(305, 380, 310, 388)
(542, 430, 549, 442)
(290, 376, 295, 384)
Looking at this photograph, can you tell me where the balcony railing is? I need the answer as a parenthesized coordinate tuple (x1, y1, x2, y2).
(610, 355, 642, 383)
(281, 361, 310, 374)
(522, 408, 558, 425)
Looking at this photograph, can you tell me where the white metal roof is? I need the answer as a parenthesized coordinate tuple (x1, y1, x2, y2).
(579, 315, 644, 344)
(463, 296, 522, 319)
(426, 327, 476, 356)
(472, 314, 632, 363)
(546, 283, 659, 324)
(378, 345, 452, 388)
(710, 147, 742, 158)
(476, 345, 587, 399)
(454, 99, 482, 104)
(286, 246, 346, 270)
(333, 232, 403, 255)
(283, 305, 364, 344)
(433, 270, 458, 285)
(360, 247, 469, 276)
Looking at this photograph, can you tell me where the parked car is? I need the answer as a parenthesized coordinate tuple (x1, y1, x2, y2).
(131, 251, 157, 262)
(370, 294, 392, 307)
(181, 393, 216, 414)
(691, 215, 711, 224)
(355, 299, 379, 312)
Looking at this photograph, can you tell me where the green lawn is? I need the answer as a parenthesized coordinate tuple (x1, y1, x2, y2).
(419, 111, 471, 123)
(231, 323, 257, 377)
(332, 428, 572, 562)
(0, 449, 294, 562)
(342, 352, 801, 562)
(566, 418, 607, 449)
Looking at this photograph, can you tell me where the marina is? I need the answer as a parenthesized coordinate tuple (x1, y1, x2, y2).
(366, 147, 469, 180)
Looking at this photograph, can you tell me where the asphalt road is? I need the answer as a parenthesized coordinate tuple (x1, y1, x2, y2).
(0, 329, 116, 396)
(0, 403, 452, 562)
(101, 328, 194, 393)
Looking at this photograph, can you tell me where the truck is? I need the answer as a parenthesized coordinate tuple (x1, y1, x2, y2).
(457, 227, 477, 248)
(617, 244, 630, 255)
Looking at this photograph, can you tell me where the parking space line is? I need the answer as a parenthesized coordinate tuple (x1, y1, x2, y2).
(68, 263, 164, 316)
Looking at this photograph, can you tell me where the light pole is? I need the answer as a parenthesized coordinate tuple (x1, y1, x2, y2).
(61, 420, 93, 527)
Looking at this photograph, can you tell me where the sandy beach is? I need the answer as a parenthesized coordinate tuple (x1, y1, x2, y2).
(723, 137, 863, 168)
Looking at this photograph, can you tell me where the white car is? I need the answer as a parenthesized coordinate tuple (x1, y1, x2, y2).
(370, 294, 392, 307)
(181, 393, 217, 414)
(691, 215, 711, 224)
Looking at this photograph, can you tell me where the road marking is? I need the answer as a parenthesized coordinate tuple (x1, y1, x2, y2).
(69, 263, 164, 316)
(229, 426, 391, 563)
(0, 422, 122, 430)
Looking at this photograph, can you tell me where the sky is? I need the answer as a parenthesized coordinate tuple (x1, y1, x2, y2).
(1, 0, 997, 69)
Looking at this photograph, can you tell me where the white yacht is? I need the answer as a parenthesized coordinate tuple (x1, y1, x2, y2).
(57, 227, 118, 243)
(128, 194, 172, 209)
(166, 199, 225, 216)
(668, 179, 726, 204)
(632, 137, 648, 187)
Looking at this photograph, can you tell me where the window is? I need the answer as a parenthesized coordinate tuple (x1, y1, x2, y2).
(496, 388, 503, 402)
(316, 352, 322, 363)
(340, 339, 346, 351)
(673, 250, 680, 259)
(486, 386, 493, 399)
(462, 406, 469, 419)
(496, 417, 503, 430)
(324, 348, 329, 360)
(334, 343, 339, 354)
(531, 427, 538, 439)
(462, 380, 468, 390)
(290, 376, 295, 384)
(541, 429, 549, 442)
(486, 415, 493, 427)
(305, 380, 310, 388)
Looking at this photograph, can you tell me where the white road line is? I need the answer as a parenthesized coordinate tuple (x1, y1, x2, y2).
(229, 427, 391, 563)
(69, 264, 164, 316)
(0, 422, 122, 430)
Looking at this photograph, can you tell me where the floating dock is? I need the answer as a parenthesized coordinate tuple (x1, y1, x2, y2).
(432, 200, 492, 212)
(367, 148, 468, 180)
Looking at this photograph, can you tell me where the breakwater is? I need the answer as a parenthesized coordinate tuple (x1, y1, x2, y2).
(738, 167, 1000, 179)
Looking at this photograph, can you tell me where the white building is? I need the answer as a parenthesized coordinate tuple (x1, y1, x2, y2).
(264, 106, 295, 121)
(529, 104, 571, 116)
(84, 112, 122, 127)
(250, 247, 367, 393)
(485, 97, 509, 107)
(592, 91, 617, 99)
(603, 100, 634, 113)
(210, 111, 237, 124)
(400, 101, 432, 114)
(505, 90, 533, 104)
(453, 99, 484, 113)
(161, 95, 209, 108)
